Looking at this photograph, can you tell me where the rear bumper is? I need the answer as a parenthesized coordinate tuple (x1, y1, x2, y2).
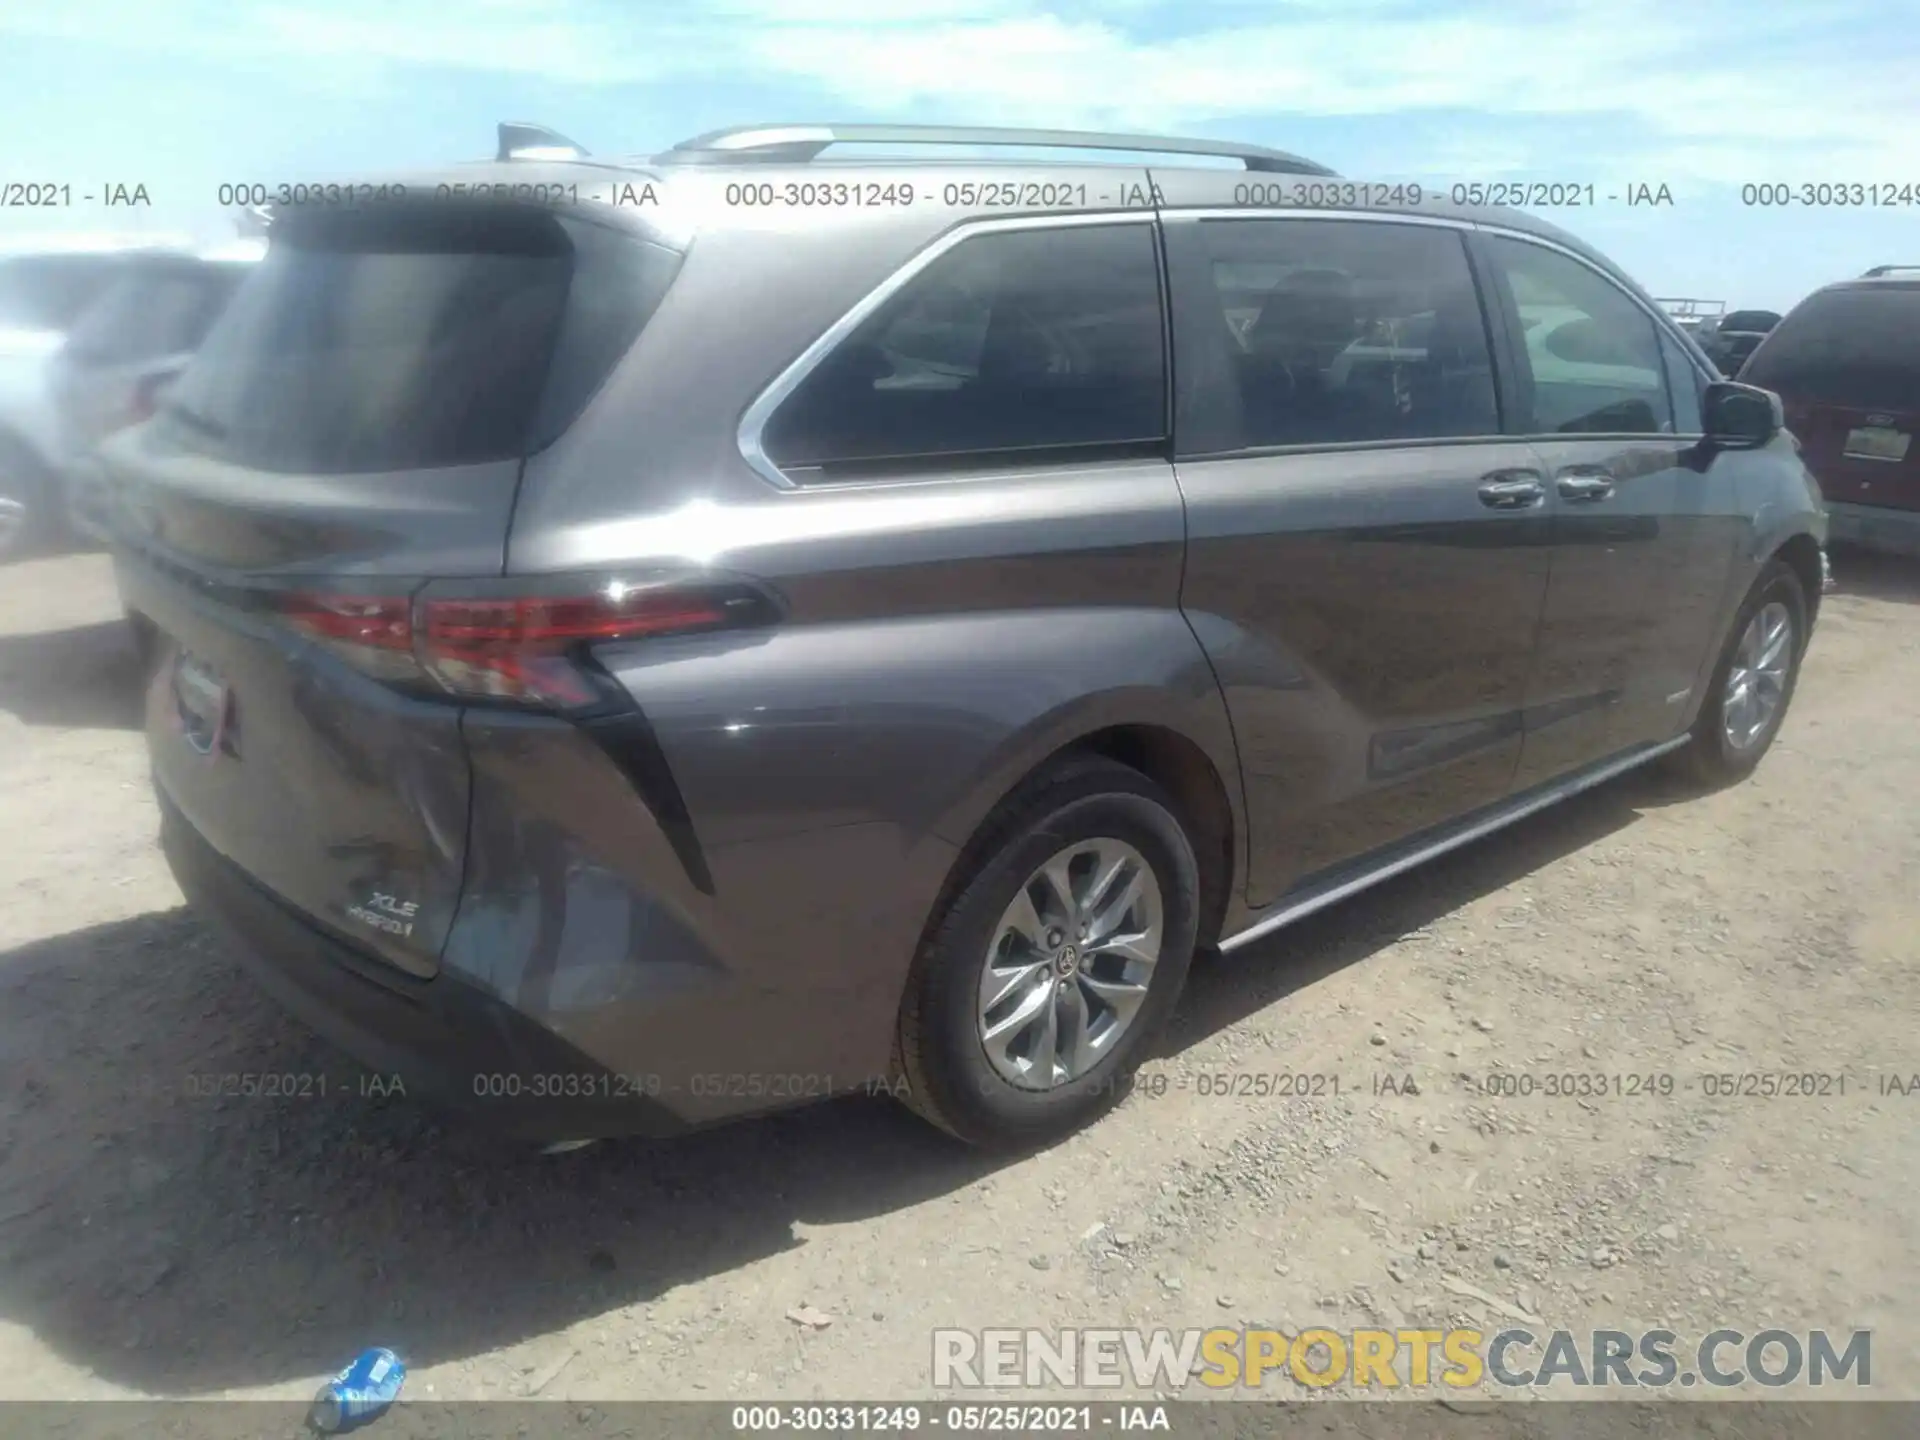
(1826, 502, 1920, 558)
(159, 793, 697, 1140)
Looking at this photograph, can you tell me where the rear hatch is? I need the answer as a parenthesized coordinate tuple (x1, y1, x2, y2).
(1742, 281, 1920, 513)
(105, 197, 684, 976)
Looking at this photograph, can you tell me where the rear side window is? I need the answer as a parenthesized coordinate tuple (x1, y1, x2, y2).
(0, 255, 125, 331)
(759, 223, 1166, 479)
(1741, 286, 1920, 412)
(1168, 218, 1499, 452)
(62, 263, 246, 365)
(160, 206, 682, 473)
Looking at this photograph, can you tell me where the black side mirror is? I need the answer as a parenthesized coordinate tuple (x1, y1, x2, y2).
(1703, 381, 1782, 448)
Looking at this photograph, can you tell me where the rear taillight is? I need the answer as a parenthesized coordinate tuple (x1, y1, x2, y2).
(128, 374, 166, 426)
(278, 578, 774, 710)
(281, 593, 420, 682)
(101, 373, 174, 437)
(419, 589, 734, 706)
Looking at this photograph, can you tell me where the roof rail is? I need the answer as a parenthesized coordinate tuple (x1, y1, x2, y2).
(1862, 264, 1920, 277)
(497, 122, 589, 162)
(659, 123, 1337, 176)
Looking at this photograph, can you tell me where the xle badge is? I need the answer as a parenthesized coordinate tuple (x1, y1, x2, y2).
(347, 892, 419, 937)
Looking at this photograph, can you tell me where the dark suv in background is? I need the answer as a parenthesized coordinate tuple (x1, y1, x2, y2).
(1742, 266, 1920, 557)
(1701, 309, 1780, 377)
(102, 124, 1828, 1149)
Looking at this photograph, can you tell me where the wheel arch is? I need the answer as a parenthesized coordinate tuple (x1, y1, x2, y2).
(1771, 529, 1825, 630)
(923, 707, 1245, 956)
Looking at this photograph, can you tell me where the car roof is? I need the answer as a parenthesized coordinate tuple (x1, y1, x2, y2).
(307, 119, 1583, 244)
(1840, 275, 1920, 289)
(258, 121, 1668, 330)
(326, 153, 1602, 272)
(1804, 275, 1920, 301)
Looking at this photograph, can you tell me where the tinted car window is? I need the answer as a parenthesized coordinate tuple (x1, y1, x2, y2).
(760, 223, 1166, 478)
(0, 255, 125, 331)
(63, 264, 247, 365)
(1486, 237, 1673, 435)
(1176, 219, 1497, 449)
(1661, 330, 1705, 434)
(160, 208, 681, 473)
(1740, 285, 1920, 412)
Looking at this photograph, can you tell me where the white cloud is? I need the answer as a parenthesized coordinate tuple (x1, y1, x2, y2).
(4, 0, 1916, 183)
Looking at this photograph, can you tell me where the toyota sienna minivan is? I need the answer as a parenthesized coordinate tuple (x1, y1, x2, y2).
(102, 123, 1828, 1148)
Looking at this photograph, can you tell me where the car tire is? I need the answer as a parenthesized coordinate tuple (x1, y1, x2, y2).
(0, 434, 56, 562)
(1671, 559, 1808, 786)
(894, 755, 1200, 1149)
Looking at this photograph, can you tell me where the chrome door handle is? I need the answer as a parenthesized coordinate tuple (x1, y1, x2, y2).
(1556, 469, 1616, 501)
(1477, 470, 1546, 508)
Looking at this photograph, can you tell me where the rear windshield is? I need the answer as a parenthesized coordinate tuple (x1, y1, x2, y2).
(63, 261, 249, 365)
(158, 206, 682, 473)
(0, 254, 126, 332)
(1742, 285, 1920, 411)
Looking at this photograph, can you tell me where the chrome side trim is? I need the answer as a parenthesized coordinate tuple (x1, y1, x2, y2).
(1217, 736, 1690, 954)
(736, 210, 1156, 492)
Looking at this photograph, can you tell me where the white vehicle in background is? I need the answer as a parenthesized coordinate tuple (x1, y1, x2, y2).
(0, 233, 194, 558)
(49, 237, 264, 543)
(1653, 296, 1726, 337)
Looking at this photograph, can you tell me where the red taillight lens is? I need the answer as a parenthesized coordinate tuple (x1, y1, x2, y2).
(93, 374, 165, 437)
(281, 593, 422, 682)
(283, 593, 413, 648)
(417, 591, 730, 706)
(103, 373, 173, 436)
(278, 582, 761, 709)
(129, 375, 164, 426)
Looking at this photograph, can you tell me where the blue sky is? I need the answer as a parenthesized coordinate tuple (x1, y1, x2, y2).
(2, 0, 1916, 311)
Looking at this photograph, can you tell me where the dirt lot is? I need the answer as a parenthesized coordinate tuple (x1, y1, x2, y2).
(0, 547, 1914, 1408)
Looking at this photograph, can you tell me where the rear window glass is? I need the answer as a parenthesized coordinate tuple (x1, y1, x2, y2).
(0, 255, 126, 331)
(159, 207, 681, 473)
(1742, 286, 1920, 411)
(63, 263, 248, 365)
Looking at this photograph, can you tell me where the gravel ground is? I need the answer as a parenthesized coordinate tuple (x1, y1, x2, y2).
(0, 546, 1914, 1409)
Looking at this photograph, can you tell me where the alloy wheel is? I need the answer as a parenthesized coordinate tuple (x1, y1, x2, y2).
(976, 838, 1164, 1091)
(1722, 600, 1793, 750)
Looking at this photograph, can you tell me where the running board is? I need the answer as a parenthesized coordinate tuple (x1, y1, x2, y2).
(1217, 735, 1689, 954)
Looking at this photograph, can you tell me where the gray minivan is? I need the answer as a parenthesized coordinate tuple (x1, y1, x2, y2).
(102, 124, 1828, 1149)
